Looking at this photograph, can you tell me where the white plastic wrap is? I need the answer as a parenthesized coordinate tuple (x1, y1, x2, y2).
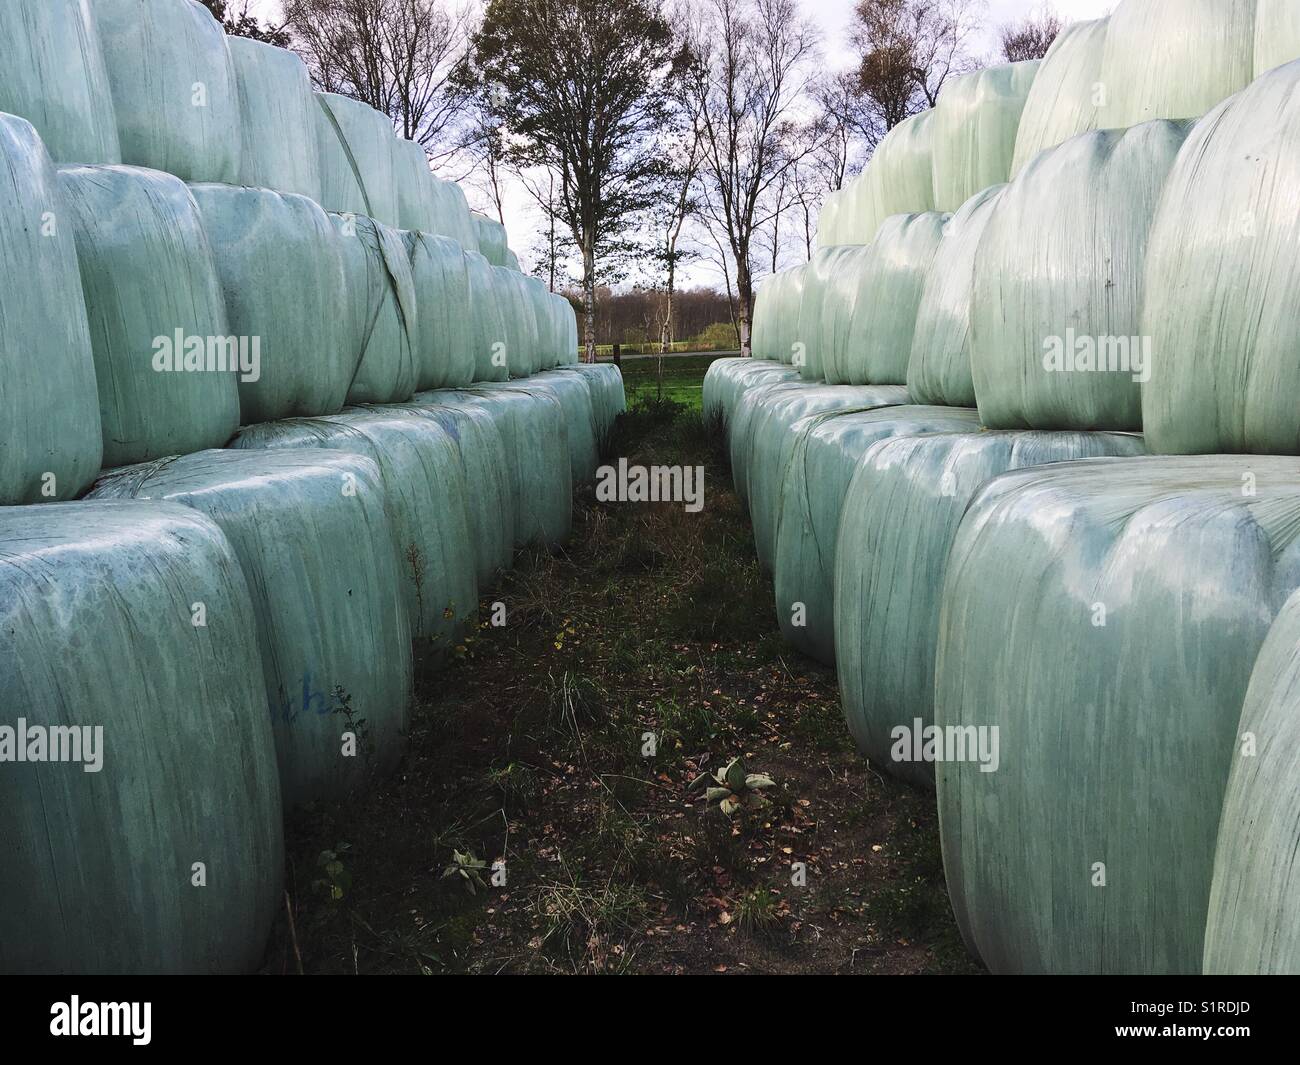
(190, 183, 352, 423)
(752, 266, 804, 367)
(906, 186, 1004, 407)
(930, 61, 1039, 212)
(404, 231, 476, 389)
(464, 250, 509, 382)
(474, 212, 512, 267)
(1142, 62, 1300, 454)
(315, 92, 400, 227)
(1099, 0, 1256, 128)
(58, 164, 241, 467)
(836, 212, 949, 385)
(701, 358, 798, 425)
(840, 110, 936, 245)
(971, 120, 1190, 431)
(936, 455, 1300, 974)
(228, 38, 321, 201)
(92, 0, 238, 181)
(89, 451, 412, 807)
(0, 115, 102, 504)
(0, 500, 282, 973)
(1011, 18, 1109, 177)
(796, 247, 864, 382)
(0, 0, 120, 164)
(1255, 0, 1300, 76)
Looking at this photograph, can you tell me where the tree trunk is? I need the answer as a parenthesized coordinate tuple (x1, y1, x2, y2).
(736, 255, 753, 358)
(662, 256, 676, 355)
(582, 241, 597, 364)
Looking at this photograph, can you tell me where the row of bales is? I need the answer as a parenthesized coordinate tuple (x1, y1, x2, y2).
(709, 0, 1300, 974)
(0, 0, 624, 973)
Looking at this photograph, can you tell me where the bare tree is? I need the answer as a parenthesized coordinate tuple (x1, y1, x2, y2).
(1000, 7, 1062, 62)
(283, 0, 474, 163)
(684, 0, 820, 358)
(853, 0, 984, 131)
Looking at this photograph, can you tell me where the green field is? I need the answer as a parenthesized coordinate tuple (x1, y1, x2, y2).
(614, 353, 722, 411)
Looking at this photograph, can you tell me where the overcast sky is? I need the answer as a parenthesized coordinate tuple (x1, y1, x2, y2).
(243, 0, 1117, 285)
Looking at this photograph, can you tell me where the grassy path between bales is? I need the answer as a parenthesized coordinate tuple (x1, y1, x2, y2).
(268, 385, 979, 974)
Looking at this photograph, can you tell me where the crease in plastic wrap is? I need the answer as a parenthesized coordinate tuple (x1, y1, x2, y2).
(935, 456, 1300, 974)
(833, 213, 949, 386)
(315, 91, 399, 227)
(837, 110, 936, 245)
(190, 183, 351, 423)
(398, 395, 516, 583)
(1098, 0, 1256, 129)
(334, 213, 419, 405)
(59, 164, 241, 467)
(0, 0, 120, 164)
(702, 358, 797, 426)
(971, 120, 1190, 431)
(1203, 584, 1300, 974)
(794, 246, 862, 382)
(0, 115, 102, 504)
(773, 406, 982, 666)
(906, 186, 1004, 407)
(92, 0, 237, 181)
(0, 500, 282, 973)
(229, 410, 478, 648)
(460, 385, 573, 547)
(88, 451, 412, 808)
(1142, 62, 1300, 455)
(1010, 18, 1109, 177)
(930, 60, 1039, 212)
(228, 37, 321, 201)
(404, 231, 476, 389)
(834, 429, 1147, 787)
(734, 383, 911, 570)
(1254, 0, 1300, 76)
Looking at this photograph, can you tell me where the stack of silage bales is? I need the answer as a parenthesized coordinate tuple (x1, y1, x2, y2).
(0, 0, 619, 975)
(730, 0, 1300, 977)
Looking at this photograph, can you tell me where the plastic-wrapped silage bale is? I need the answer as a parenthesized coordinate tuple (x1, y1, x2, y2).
(737, 383, 911, 570)
(434, 177, 481, 252)
(92, 0, 238, 182)
(58, 164, 241, 467)
(905, 186, 1004, 407)
(1203, 585, 1300, 974)
(227, 38, 321, 201)
(793, 247, 861, 383)
(551, 293, 579, 367)
(404, 231, 476, 389)
(334, 213, 419, 405)
(393, 136, 441, 234)
(834, 429, 1147, 786)
(754, 266, 805, 368)
(841, 110, 936, 245)
(773, 406, 982, 666)
(1098, 0, 1256, 129)
(0, 115, 102, 504)
(814, 189, 843, 247)
(399, 394, 516, 583)
(230, 410, 477, 647)
(460, 385, 573, 546)
(930, 60, 1039, 212)
(0, 500, 282, 973)
(1010, 18, 1109, 177)
(554, 364, 626, 441)
(88, 451, 411, 807)
(190, 184, 351, 423)
(971, 120, 1190, 431)
(1142, 63, 1300, 455)
(496, 374, 600, 484)
(316, 92, 400, 227)
(465, 250, 510, 382)
(474, 212, 512, 267)
(935, 456, 1300, 974)
(495, 266, 541, 378)
(1255, 0, 1300, 75)
(0, 0, 120, 164)
(833, 212, 949, 386)
(524, 275, 561, 369)
(701, 358, 798, 426)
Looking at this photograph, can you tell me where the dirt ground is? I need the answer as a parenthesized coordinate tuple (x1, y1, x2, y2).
(266, 397, 980, 975)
